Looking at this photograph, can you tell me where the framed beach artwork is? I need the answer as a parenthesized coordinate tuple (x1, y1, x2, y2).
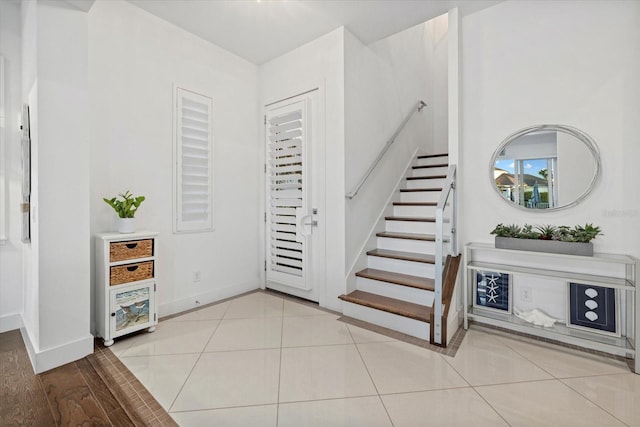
(474, 270, 511, 313)
(109, 282, 155, 337)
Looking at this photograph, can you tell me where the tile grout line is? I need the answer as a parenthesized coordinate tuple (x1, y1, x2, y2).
(166, 317, 224, 414)
(469, 385, 513, 426)
(559, 378, 632, 426)
(346, 325, 395, 427)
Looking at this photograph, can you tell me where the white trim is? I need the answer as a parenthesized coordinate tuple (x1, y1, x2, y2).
(0, 312, 23, 333)
(0, 55, 6, 243)
(21, 328, 94, 374)
(158, 280, 259, 318)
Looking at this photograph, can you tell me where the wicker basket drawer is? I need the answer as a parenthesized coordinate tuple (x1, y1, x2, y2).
(110, 261, 154, 286)
(110, 239, 153, 262)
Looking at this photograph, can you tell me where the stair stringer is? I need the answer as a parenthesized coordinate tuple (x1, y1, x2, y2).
(345, 147, 421, 294)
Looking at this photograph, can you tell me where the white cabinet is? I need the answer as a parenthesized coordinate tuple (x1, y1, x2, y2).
(463, 243, 638, 374)
(95, 231, 158, 346)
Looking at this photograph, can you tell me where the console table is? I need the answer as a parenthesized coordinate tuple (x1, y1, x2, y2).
(463, 242, 638, 374)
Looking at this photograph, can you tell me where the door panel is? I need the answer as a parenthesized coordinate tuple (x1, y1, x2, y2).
(266, 99, 310, 290)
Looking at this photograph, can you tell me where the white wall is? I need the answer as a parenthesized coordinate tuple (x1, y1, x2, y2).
(344, 18, 448, 274)
(0, 0, 24, 333)
(461, 0, 640, 312)
(259, 28, 345, 311)
(16, 0, 94, 373)
(88, 0, 261, 318)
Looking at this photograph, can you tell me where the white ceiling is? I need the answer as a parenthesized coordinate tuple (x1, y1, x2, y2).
(127, 0, 501, 65)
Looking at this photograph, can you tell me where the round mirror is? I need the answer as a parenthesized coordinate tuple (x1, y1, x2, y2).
(490, 125, 600, 211)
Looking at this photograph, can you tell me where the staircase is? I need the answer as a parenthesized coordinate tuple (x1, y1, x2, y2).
(340, 153, 455, 343)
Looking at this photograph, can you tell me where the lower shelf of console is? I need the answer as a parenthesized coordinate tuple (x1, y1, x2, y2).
(466, 306, 635, 359)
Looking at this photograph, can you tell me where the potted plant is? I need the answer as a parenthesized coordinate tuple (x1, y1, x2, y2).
(103, 191, 146, 234)
(491, 223, 602, 256)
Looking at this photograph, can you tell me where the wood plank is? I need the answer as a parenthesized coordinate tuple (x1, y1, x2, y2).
(76, 357, 135, 426)
(339, 290, 432, 322)
(417, 153, 448, 159)
(400, 188, 442, 192)
(0, 331, 56, 427)
(407, 175, 447, 180)
(412, 163, 448, 169)
(367, 248, 435, 264)
(39, 362, 112, 426)
(376, 231, 436, 241)
(356, 268, 435, 291)
(393, 202, 437, 206)
(385, 216, 435, 222)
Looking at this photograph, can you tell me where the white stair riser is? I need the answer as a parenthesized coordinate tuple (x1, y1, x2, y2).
(416, 156, 448, 167)
(367, 256, 435, 278)
(400, 191, 440, 203)
(377, 236, 435, 253)
(356, 277, 434, 305)
(386, 220, 435, 234)
(406, 178, 446, 189)
(342, 301, 430, 341)
(393, 205, 436, 217)
(412, 166, 449, 177)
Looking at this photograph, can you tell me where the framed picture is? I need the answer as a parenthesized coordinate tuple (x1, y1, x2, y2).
(474, 271, 511, 313)
(567, 282, 619, 337)
(109, 282, 156, 338)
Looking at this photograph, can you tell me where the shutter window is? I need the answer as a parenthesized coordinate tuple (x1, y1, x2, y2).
(174, 87, 213, 232)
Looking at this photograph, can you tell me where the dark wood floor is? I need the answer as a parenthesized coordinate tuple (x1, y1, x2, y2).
(0, 329, 177, 426)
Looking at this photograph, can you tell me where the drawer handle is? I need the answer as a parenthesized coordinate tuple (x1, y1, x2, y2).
(125, 243, 138, 249)
(126, 266, 139, 272)
(111, 312, 116, 317)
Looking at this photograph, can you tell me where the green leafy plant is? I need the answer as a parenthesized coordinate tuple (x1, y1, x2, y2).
(536, 224, 557, 240)
(490, 223, 522, 238)
(572, 223, 603, 243)
(103, 191, 146, 218)
(491, 223, 603, 243)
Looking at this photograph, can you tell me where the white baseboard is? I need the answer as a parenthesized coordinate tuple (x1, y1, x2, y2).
(20, 327, 94, 374)
(0, 313, 23, 333)
(447, 307, 462, 344)
(158, 281, 260, 318)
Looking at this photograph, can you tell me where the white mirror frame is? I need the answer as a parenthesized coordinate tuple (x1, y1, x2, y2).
(490, 124, 601, 212)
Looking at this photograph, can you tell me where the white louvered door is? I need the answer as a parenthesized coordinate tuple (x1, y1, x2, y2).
(265, 98, 313, 291)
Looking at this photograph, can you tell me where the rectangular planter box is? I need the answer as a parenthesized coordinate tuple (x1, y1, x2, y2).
(495, 237, 593, 256)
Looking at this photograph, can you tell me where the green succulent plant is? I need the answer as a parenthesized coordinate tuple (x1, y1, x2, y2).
(490, 223, 522, 238)
(103, 191, 146, 218)
(536, 224, 557, 240)
(491, 223, 602, 243)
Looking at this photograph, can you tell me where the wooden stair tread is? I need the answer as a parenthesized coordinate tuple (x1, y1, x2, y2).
(385, 216, 435, 222)
(367, 248, 435, 264)
(412, 163, 448, 169)
(356, 268, 435, 291)
(339, 290, 432, 323)
(393, 202, 437, 206)
(376, 231, 436, 241)
(400, 188, 442, 192)
(417, 153, 448, 159)
(407, 175, 447, 180)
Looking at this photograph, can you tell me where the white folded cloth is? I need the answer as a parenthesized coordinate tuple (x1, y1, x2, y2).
(513, 307, 558, 328)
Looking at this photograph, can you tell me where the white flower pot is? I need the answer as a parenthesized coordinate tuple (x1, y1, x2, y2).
(117, 218, 136, 234)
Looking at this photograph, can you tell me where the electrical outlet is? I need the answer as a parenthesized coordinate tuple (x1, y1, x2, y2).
(521, 287, 533, 303)
(193, 271, 201, 282)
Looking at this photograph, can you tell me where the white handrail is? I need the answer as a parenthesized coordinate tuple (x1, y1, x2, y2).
(346, 101, 427, 199)
(433, 165, 457, 345)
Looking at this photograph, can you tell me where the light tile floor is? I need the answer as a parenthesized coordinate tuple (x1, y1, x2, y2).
(111, 291, 638, 426)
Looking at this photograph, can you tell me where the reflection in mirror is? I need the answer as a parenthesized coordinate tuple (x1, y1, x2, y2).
(491, 125, 600, 211)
